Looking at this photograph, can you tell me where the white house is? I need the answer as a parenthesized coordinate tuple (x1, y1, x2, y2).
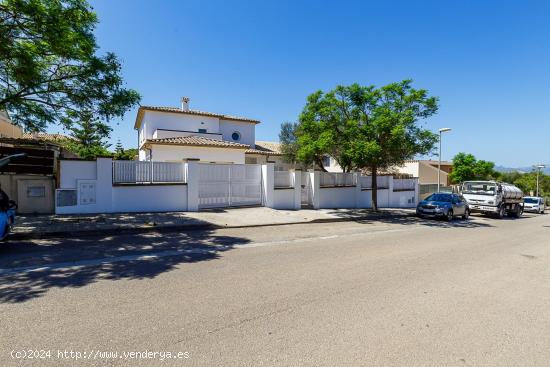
(135, 97, 289, 166)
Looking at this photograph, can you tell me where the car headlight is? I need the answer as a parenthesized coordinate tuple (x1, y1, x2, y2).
(435, 207, 443, 212)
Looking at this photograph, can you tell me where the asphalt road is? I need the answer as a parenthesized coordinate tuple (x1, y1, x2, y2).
(1, 213, 549, 366)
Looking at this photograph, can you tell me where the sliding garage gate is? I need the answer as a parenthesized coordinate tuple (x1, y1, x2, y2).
(198, 163, 263, 209)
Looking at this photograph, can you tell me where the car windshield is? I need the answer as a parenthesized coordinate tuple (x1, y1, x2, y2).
(462, 182, 497, 195)
(524, 198, 538, 204)
(425, 194, 452, 202)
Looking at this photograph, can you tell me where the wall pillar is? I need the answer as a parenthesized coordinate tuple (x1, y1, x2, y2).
(261, 163, 274, 207)
(97, 157, 114, 213)
(186, 160, 200, 212)
(386, 175, 394, 208)
(292, 169, 302, 210)
(414, 178, 420, 206)
(310, 170, 320, 209)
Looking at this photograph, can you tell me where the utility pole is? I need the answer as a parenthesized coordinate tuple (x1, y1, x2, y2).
(438, 128, 452, 192)
(534, 164, 545, 197)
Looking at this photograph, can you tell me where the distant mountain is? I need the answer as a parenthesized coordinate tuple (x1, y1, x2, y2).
(495, 165, 550, 174)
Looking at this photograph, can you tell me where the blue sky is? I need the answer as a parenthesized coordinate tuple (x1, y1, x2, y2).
(61, 0, 550, 167)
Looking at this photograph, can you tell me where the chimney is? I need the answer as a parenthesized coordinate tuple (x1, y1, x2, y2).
(181, 96, 190, 111)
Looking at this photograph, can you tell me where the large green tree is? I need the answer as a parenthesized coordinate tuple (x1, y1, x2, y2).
(345, 81, 438, 209)
(293, 87, 358, 172)
(449, 152, 498, 183)
(0, 0, 140, 132)
(282, 80, 439, 210)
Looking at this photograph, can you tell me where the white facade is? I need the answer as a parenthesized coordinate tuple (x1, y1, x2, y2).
(149, 145, 245, 164)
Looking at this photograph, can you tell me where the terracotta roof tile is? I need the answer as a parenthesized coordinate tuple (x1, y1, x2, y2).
(146, 136, 250, 149)
(245, 141, 283, 155)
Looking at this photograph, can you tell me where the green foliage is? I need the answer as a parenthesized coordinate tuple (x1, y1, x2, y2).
(449, 152, 498, 183)
(0, 0, 140, 132)
(283, 80, 439, 209)
(61, 113, 112, 159)
(113, 147, 138, 160)
(279, 122, 299, 165)
(63, 140, 112, 159)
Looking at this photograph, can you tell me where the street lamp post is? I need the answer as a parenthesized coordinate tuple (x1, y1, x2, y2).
(534, 164, 545, 197)
(438, 128, 452, 192)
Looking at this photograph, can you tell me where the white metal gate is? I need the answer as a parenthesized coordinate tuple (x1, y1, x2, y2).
(301, 171, 313, 208)
(198, 163, 263, 209)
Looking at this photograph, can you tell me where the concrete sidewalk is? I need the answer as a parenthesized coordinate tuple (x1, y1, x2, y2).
(11, 207, 416, 240)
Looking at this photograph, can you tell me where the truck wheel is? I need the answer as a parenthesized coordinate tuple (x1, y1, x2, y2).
(497, 205, 506, 219)
(462, 208, 470, 220)
(515, 205, 522, 218)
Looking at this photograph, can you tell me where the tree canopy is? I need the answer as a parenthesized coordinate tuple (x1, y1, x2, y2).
(449, 152, 498, 183)
(0, 0, 140, 132)
(281, 80, 439, 209)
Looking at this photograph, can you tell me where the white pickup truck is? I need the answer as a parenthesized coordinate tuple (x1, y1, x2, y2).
(461, 180, 524, 218)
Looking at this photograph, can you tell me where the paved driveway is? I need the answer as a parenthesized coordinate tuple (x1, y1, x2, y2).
(1, 213, 549, 366)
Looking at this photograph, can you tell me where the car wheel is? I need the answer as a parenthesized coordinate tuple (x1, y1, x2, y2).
(462, 208, 469, 220)
(446, 209, 454, 221)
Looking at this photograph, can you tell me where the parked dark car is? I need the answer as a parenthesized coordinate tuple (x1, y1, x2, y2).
(416, 193, 470, 221)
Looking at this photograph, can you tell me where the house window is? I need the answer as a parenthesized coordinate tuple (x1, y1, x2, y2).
(231, 131, 241, 141)
(322, 156, 331, 167)
(198, 128, 207, 133)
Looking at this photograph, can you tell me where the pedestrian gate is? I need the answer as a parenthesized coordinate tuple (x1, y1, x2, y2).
(198, 163, 263, 209)
(301, 171, 313, 208)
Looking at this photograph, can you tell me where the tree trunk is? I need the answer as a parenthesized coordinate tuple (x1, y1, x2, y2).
(372, 165, 378, 211)
(316, 158, 328, 172)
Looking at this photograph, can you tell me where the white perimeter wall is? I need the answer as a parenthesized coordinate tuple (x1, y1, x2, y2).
(59, 160, 97, 188)
(57, 160, 417, 215)
(113, 185, 187, 212)
(318, 187, 357, 208)
(389, 190, 417, 207)
(273, 189, 296, 210)
(151, 145, 246, 164)
(357, 189, 390, 208)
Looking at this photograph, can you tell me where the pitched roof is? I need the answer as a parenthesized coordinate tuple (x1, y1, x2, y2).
(245, 141, 283, 155)
(135, 106, 260, 129)
(145, 136, 250, 149)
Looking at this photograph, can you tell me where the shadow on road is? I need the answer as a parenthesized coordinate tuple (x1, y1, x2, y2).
(323, 209, 495, 228)
(0, 229, 250, 304)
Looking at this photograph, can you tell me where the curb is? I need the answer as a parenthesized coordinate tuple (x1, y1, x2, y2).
(10, 211, 416, 241)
